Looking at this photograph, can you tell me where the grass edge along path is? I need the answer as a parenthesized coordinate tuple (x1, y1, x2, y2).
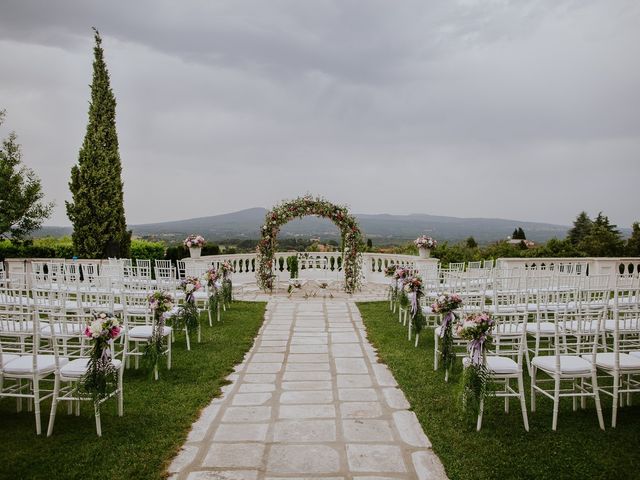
(0, 301, 267, 480)
(357, 301, 640, 480)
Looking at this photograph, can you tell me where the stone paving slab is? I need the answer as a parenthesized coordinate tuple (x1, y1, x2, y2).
(169, 298, 448, 480)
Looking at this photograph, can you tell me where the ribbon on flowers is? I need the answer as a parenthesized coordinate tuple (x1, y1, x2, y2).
(410, 291, 418, 316)
(100, 346, 112, 363)
(467, 335, 486, 366)
(440, 311, 455, 338)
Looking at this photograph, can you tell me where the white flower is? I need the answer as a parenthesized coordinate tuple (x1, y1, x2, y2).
(89, 319, 103, 338)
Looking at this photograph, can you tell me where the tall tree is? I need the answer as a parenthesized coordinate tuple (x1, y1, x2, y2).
(626, 222, 640, 256)
(0, 109, 53, 239)
(578, 212, 624, 256)
(517, 227, 526, 240)
(66, 29, 130, 258)
(567, 211, 592, 245)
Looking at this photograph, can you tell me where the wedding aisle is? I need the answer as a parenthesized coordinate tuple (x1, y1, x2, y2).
(168, 297, 447, 479)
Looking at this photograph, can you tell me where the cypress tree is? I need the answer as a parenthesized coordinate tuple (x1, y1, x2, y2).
(66, 29, 130, 258)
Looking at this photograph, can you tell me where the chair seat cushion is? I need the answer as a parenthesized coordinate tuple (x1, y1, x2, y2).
(525, 322, 557, 335)
(40, 323, 84, 337)
(60, 358, 122, 378)
(128, 325, 172, 339)
(603, 319, 640, 333)
(1, 353, 21, 368)
(563, 321, 599, 333)
(531, 355, 591, 374)
(592, 352, 640, 370)
(630, 351, 640, 359)
(421, 306, 434, 314)
(2, 355, 68, 375)
(0, 320, 35, 332)
(486, 356, 519, 374)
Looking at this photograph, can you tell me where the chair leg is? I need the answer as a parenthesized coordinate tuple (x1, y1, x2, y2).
(94, 401, 102, 437)
(33, 376, 41, 435)
(592, 371, 605, 430)
(118, 367, 124, 417)
(530, 367, 537, 413)
(572, 380, 577, 412)
(185, 326, 191, 351)
(433, 335, 439, 371)
(208, 306, 212, 327)
(581, 378, 586, 409)
(476, 398, 484, 431)
(517, 374, 529, 432)
(414, 333, 419, 348)
(505, 379, 510, 413)
(47, 375, 61, 437)
(552, 376, 561, 431)
(612, 374, 619, 428)
(167, 338, 172, 370)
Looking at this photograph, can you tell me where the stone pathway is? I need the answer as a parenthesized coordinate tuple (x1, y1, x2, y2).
(169, 298, 447, 480)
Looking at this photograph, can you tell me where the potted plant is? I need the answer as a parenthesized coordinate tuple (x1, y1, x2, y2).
(184, 234, 205, 258)
(414, 235, 437, 258)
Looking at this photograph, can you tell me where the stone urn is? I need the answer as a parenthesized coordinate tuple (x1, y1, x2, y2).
(418, 247, 431, 259)
(189, 247, 202, 259)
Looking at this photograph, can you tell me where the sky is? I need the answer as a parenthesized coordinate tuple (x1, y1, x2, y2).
(0, 0, 639, 228)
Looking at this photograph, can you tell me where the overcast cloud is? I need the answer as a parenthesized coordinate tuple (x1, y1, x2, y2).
(0, 0, 638, 227)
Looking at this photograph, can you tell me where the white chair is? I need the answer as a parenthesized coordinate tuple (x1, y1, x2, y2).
(122, 291, 172, 380)
(135, 259, 152, 279)
(0, 311, 67, 435)
(474, 313, 529, 432)
(530, 311, 605, 431)
(595, 309, 640, 427)
(46, 311, 125, 436)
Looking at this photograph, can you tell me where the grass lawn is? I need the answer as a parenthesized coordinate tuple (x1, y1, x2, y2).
(0, 301, 266, 480)
(358, 301, 640, 480)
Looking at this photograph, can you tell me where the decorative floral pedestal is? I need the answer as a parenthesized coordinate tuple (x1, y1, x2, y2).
(419, 247, 431, 259)
(189, 247, 202, 259)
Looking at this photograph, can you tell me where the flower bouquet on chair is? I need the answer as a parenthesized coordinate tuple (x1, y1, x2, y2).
(394, 268, 411, 310)
(219, 261, 234, 306)
(80, 312, 122, 401)
(431, 293, 463, 380)
(206, 267, 223, 322)
(457, 312, 495, 421)
(404, 275, 426, 342)
(174, 276, 202, 347)
(145, 291, 174, 380)
(384, 265, 398, 310)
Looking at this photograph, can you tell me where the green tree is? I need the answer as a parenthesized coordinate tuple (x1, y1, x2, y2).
(0, 110, 53, 239)
(626, 222, 640, 256)
(66, 29, 130, 258)
(366, 238, 373, 250)
(577, 212, 624, 256)
(465, 236, 478, 248)
(517, 227, 526, 240)
(567, 211, 592, 245)
(511, 228, 519, 239)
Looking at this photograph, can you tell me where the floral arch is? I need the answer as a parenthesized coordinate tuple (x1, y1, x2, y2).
(257, 195, 363, 293)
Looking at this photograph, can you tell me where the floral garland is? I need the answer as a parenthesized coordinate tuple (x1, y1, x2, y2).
(144, 291, 174, 377)
(219, 261, 234, 304)
(404, 275, 426, 334)
(432, 293, 463, 373)
(80, 312, 121, 400)
(184, 234, 205, 248)
(256, 195, 363, 293)
(457, 312, 495, 419)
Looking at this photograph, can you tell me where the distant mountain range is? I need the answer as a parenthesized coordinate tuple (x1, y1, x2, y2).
(36, 208, 579, 244)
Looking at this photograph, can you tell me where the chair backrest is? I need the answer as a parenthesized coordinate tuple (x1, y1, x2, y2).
(555, 311, 602, 365)
(123, 291, 153, 327)
(79, 291, 115, 314)
(0, 286, 31, 313)
(43, 309, 92, 357)
(32, 289, 67, 315)
(156, 266, 177, 281)
(135, 259, 152, 279)
(467, 261, 482, 270)
(489, 312, 527, 364)
(614, 274, 640, 311)
(613, 310, 640, 355)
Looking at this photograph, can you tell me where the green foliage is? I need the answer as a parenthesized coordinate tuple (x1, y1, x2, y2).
(66, 29, 130, 259)
(286, 255, 299, 278)
(0, 109, 53, 239)
(366, 238, 373, 250)
(130, 239, 165, 261)
(568, 211, 593, 245)
(465, 236, 478, 249)
(577, 213, 624, 256)
(627, 222, 640, 256)
(165, 243, 220, 263)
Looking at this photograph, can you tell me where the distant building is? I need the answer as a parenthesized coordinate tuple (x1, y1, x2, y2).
(506, 238, 536, 248)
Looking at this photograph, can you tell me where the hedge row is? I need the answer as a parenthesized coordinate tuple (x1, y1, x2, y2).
(0, 238, 225, 264)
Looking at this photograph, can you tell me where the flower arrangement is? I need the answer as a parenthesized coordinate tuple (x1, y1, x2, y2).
(404, 275, 426, 334)
(175, 277, 202, 332)
(432, 293, 464, 376)
(219, 261, 233, 278)
(184, 234, 205, 248)
(458, 312, 495, 419)
(384, 264, 398, 277)
(180, 276, 202, 303)
(414, 235, 437, 249)
(80, 312, 121, 400)
(205, 267, 220, 288)
(145, 291, 174, 379)
(256, 195, 363, 293)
